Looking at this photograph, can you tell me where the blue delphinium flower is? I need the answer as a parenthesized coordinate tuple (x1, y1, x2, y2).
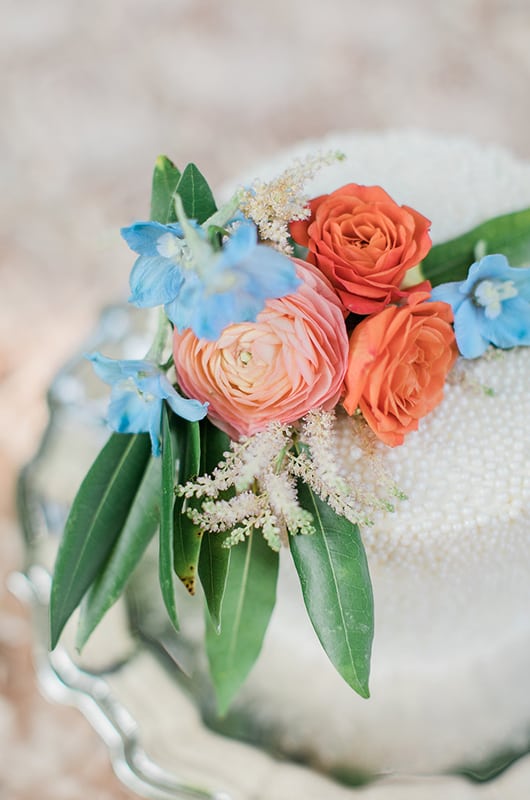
(430, 254, 530, 358)
(87, 354, 208, 455)
(121, 200, 300, 341)
(122, 220, 190, 308)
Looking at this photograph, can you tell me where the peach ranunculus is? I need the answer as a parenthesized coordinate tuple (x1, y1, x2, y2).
(173, 260, 349, 440)
(342, 293, 458, 447)
(290, 184, 432, 316)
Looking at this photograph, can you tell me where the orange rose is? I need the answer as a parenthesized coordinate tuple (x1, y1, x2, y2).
(290, 184, 431, 315)
(342, 293, 458, 446)
(173, 260, 349, 439)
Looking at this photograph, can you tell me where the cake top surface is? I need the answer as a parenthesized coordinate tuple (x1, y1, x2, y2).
(232, 129, 530, 243)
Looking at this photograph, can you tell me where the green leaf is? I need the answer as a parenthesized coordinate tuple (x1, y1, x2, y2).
(173, 419, 202, 595)
(198, 420, 232, 629)
(50, 433, 151, 648)
(176, 163, 217, 224)
(150, 155, 181, 223)
(291, 240, 309, 261)
(198, 531, 231, 633)
(76, 456, 161, 650)
(159, 407, 180, 631)
(173, 499, 203, 595)
(176, 419, 201, 481)
(290, 481, 374, 699)
(206, 530, 279, 715)
(421, 206, 530, 286)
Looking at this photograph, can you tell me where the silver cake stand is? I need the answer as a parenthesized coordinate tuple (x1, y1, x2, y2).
(13, 305, 530, 800)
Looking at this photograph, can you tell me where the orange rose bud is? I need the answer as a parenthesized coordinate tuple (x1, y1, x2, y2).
(290, 184, 432, 315)
(342, 293, 458, 447)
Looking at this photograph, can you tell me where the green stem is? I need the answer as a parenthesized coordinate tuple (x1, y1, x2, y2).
(274, 442, 292, 474)
(145, 307, 171, 365)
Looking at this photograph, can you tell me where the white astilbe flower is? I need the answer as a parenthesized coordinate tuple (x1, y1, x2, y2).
(178, 423, 305, 551)
(188, 491, 262, 532)
(290, 409, 403, 526)
(188, 491, 284, 551)
(239, 151, 345, 254)
(178, 423, 290, 500)
(178, 412, 403, 551)
(261, 468, 315, 540)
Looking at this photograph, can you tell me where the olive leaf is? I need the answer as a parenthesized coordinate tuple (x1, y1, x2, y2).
(76, 455, 161, 650)
(50, 433, 151, 648)
(150, 155, 181, 224)
(173, 419, 202, 595)
(198, 420, 233, 630)
(290, 481, 374, 698)
(176, 163, 217, 224)
(421, 206, 530, 286)
(205, 529, 279, 715)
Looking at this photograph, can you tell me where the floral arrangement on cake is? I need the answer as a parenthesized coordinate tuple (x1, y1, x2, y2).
(50, 153, 530, 714)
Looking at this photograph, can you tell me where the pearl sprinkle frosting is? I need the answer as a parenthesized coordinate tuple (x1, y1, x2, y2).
(338, 348, 530, 562)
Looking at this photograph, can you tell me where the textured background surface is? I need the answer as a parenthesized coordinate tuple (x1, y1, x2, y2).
(2, 1, 530, 797)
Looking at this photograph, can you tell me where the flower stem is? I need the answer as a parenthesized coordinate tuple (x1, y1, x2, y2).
(146, 307, 171, 365)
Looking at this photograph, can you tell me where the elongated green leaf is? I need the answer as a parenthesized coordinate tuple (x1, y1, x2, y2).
(173, 419, 202, 594)
(159, 407, 180, 630)
(173, 499, 202, 595)
(150, 155, 181, 224)
(206, 530, 278, 715)
(50, 433, 151, 648)
(290, 481, 373, 699)
(176, 163, 217, 224)
(421, 206, 530, 286)
(198, 531, 231, 633)
(76, 456, 161, 650)
(176, 419, 201, 481)
(198, 418, 230, 481)
(198, 420, 232, 628)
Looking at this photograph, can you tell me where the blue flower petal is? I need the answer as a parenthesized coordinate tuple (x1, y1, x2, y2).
(198, 294, 263, 340)
(108, 389, 163, 455)
(167, 269, 276, 341)
(232, 243, 301, 296)
(123, 212, 300, 340)
(87, 353, 157, 381)
(218, 220, 257, 262)
(158, 374, 209, 421)
(129, 256, 184, 307)
(512, 268, 530, 297)
(107, 388, 157, 433)
(88, 353, 207, 455)
(453, 300, 489, 359)
(87, 352, 129, 383)
(433, 254, 530, 358)
(166, 221, 300, 339)
(430, 281, 467, 313)
(485, 296, 530, 349)
(121, 221, 183, 256)
(164, 270, 203, 330)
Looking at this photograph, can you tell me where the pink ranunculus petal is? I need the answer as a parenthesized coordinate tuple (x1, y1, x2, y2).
(173, 259, 349, 439)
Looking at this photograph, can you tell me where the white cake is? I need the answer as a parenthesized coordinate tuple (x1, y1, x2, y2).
(161, 131, 530, 781)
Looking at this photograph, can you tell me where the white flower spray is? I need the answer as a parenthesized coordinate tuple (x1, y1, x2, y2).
(177, 410, 403, 551)
(239, 151, 345, 254)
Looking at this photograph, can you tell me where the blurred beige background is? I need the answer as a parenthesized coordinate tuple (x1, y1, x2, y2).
(1, 1, 530, 797)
